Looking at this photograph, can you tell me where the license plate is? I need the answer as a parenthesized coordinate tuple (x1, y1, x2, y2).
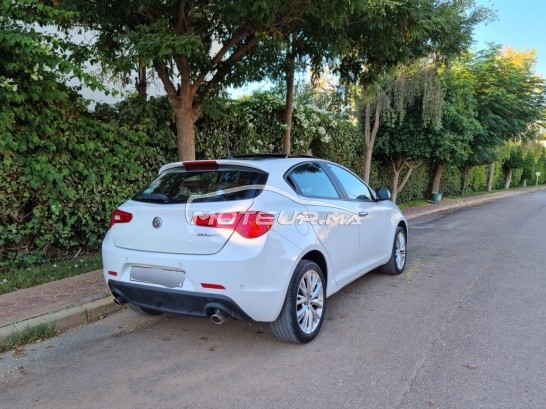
(130, 266, 185, 288)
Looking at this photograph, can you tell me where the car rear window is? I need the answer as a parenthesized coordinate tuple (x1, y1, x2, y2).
(133, 165, 268, 204)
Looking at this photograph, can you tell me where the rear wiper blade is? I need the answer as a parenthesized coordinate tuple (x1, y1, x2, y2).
(134, 193, 171, 203)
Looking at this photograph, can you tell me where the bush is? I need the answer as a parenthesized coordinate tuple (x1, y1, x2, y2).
(4, 87, 544, 271)
(466, 165, 488, 192)
(1, 94, 177, 270)
(2, 91, 362, 270)
(196, 93, 361, 170)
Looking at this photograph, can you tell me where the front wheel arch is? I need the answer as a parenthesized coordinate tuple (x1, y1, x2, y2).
(378, 225, 407, 275)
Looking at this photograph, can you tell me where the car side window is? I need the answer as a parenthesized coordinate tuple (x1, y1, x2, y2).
(287, 162, 340, 199)
(326, 164, 373, 201)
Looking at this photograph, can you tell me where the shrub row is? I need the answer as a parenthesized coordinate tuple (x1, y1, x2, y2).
(2, 93, 545, 269)
(0, 95, 177, 270)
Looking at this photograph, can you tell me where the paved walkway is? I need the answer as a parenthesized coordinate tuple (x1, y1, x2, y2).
(0, 268, 122, 341)
(0, 270, 109, 328)
(1, 186, 544, 344)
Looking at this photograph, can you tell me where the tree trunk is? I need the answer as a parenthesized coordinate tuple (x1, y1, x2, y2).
(487, 162, 495, 191)
(154, 59, 200, 161)
(391, 167, 401, 204)
(362, 88, 383, 183)
(398, 161, 420, 196)
(430, 160, 444, 194)
(391, 158, 420, 203)
(363, 94, 372, 183)
(174, 106, 197, 161)
(170, 90, 200, 161)
(283, 51, 295, 154)
(460, 166, 469, 196)
(136, 57, 147, 98)
(504, 168, 513, 189)
(363, 132, 373, 184)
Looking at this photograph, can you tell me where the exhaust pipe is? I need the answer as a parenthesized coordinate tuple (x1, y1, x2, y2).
(210, 308, 227, 325)
(113, 296, 127, 306)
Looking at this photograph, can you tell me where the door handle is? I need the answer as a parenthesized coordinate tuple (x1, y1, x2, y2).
(358, 211, 369, 217)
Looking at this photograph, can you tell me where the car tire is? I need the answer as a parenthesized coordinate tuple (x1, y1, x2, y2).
(128, 303, 162, 316)
(378, 226, 407, 275)
(270, 260, 326, 343)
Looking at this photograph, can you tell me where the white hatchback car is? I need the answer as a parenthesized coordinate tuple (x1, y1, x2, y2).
(102, 155, 408, 343)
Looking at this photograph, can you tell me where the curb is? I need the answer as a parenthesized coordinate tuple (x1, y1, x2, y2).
(0, 296, 126, 345)
(402, 187, 545, 220)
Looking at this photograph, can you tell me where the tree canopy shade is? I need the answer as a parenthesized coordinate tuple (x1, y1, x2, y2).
(56, 0, 493, 161)
(459, 46, 546, 193)
(59, 0, 336, 160)
(0, 0, 102, 93)
(261, 1, 356, 154)
(337, 0, 493, 182)
(467, 46, 546, 162)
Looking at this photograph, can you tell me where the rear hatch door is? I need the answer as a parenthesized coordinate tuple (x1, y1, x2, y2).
(110, 163, 268, 255)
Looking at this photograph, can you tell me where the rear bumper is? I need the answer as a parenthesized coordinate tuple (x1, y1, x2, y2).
(109, 280, 251, 321)
(101, 228, 305, 321)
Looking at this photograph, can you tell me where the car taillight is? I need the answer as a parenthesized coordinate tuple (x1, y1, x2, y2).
(194, 211, 274, 239)
(235, 212, 275, 239)
(108, 209, 133, 230)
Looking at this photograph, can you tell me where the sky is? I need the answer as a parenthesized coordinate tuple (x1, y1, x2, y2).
(473, 0, 546, 76)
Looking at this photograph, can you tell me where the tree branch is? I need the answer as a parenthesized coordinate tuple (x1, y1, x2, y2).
(198, 36, 258, 100)
(175, 0, 188, 33)
(175, 55, 193, 97)
(370, 88, 384, 147)
(192, 29, 251, 93)
(153, 60, 177, 99)
(398, 159, 422, 192)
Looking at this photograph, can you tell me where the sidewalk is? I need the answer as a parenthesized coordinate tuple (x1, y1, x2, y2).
(1, 186, 544, 345)
(0, 269, 123, 342)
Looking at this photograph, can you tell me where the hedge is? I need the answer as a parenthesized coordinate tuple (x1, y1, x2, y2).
(2, 92, 544, 269)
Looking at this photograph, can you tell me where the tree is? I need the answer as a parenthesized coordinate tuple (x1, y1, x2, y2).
(374, 57, 486, 202)
(1, 0, 100, 92)
(339, 0, 492, 183)
(1, 1, 145, 267)
(520, 141, 546, 186)
(502, 144, 524, 189)
(428, 59, 481, 194)
(461, 45, 546, 193)
(375, 101, 429, 203)
(274, 0, 356, 153)
(60, 0, 325, 160)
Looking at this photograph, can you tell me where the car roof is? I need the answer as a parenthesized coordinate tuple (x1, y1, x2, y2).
(158, 155, 328, 175)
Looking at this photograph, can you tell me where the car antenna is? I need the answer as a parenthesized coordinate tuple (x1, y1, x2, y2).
(225, 133, 234, 159)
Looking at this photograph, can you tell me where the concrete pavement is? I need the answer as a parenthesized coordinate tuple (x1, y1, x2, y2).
(1, 186, 544, 346)
(0, 269, 123, 343)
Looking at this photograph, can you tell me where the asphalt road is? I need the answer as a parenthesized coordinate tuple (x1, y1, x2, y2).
(1, 190, 545, 409)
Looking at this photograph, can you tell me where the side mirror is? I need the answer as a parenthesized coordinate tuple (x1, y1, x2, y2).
(376, 187, 391, 201)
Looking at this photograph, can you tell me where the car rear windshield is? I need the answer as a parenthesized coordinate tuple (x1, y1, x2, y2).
(132, 165, 268, 204)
